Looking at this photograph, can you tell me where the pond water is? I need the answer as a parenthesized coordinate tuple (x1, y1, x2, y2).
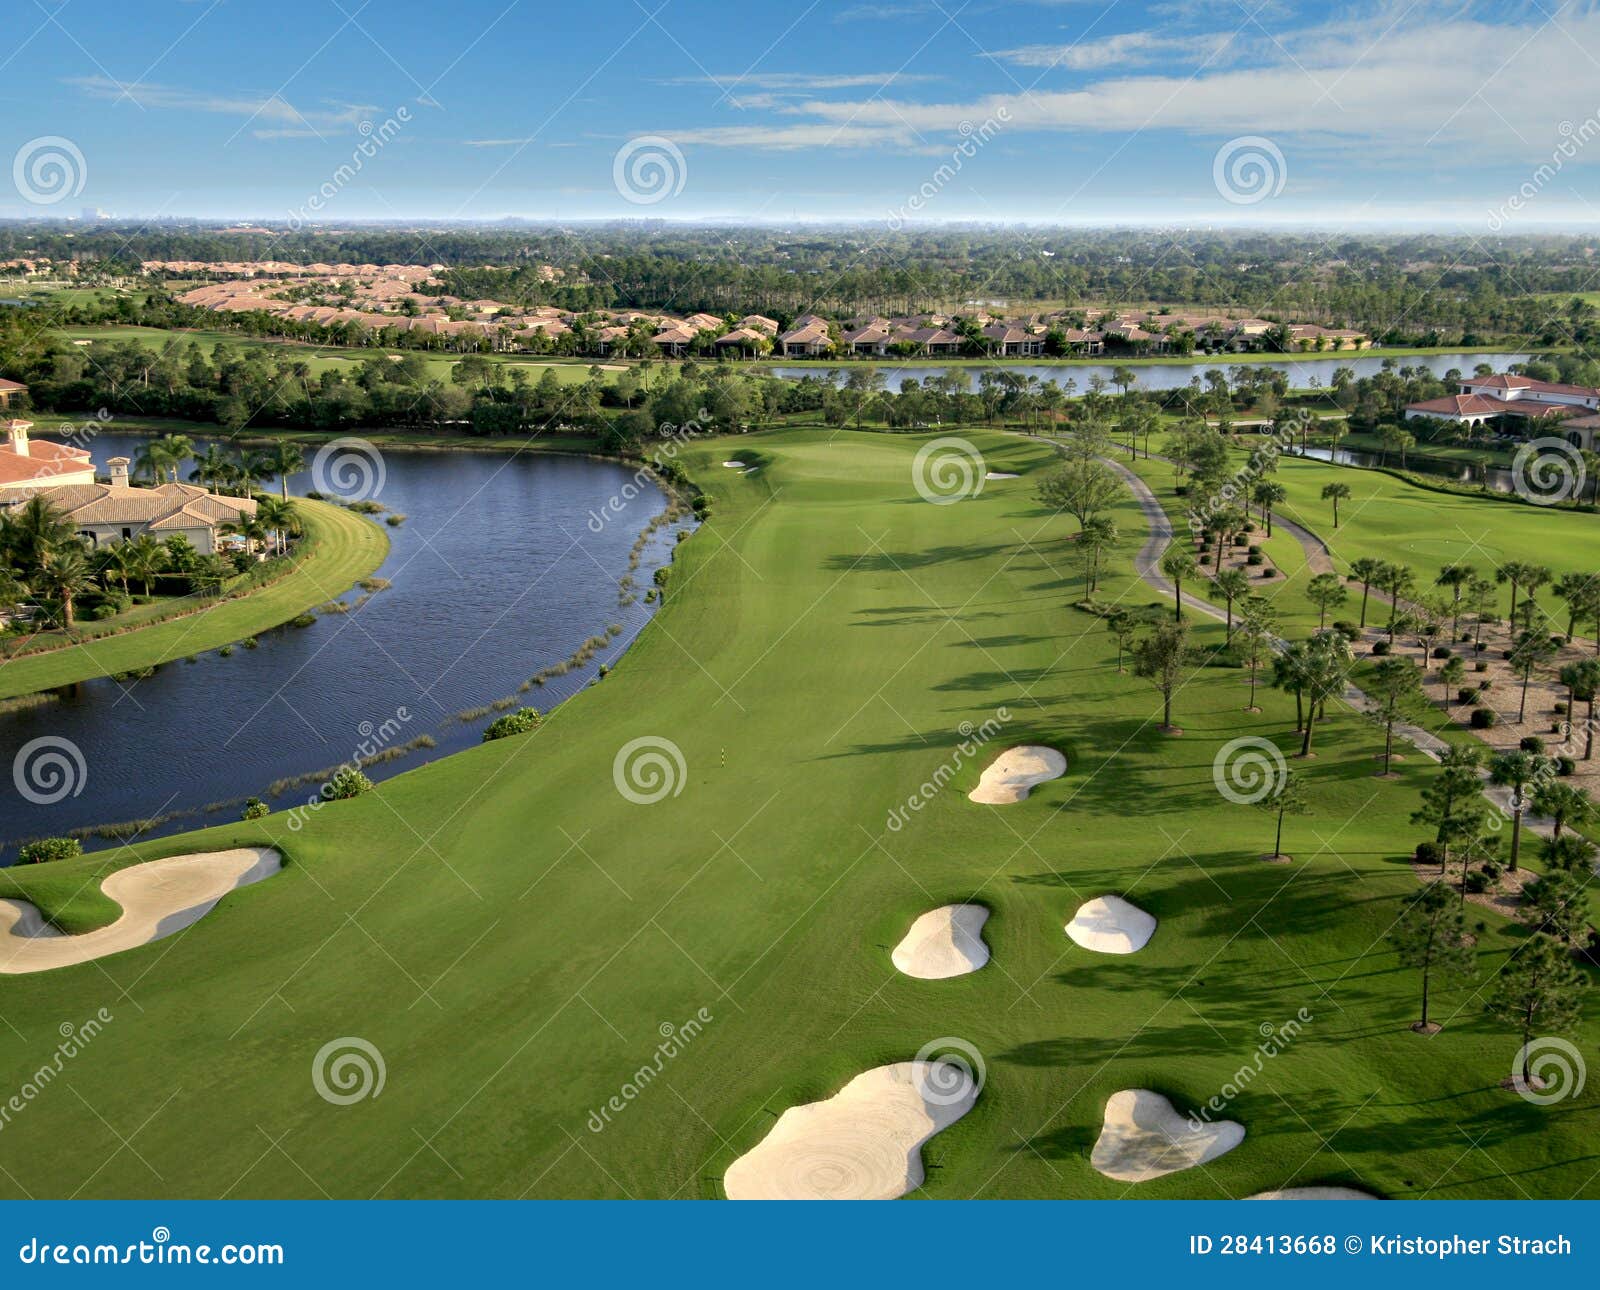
(1289, 445, 1516, 492)
(764, 352, 1531, 393)
(0, 434, 677, 860)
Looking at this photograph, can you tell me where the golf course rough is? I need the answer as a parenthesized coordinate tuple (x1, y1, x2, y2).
(723, 1059, 981, 1199)
(967, 745, 1067, 804)
(1091, 1089, 1244, 1182)
(0, 847, 281, 973)
(891, 903, 990, 978)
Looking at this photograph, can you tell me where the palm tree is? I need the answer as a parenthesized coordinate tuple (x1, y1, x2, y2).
(134, 440, 175, 485)
(1160, 546, 1198, 623)
(1252, 481, 1286, 535)
(1530, 781, 1593, 841)
(1559, 659, 1600, 760)
(1211, 568, 1251, 641)
(264, 442, 305, 499)
(233, 450, 273, 494)
(1380, 561, 1417, 642)
(222, 514, 272, 557)
(1496, 561, 1548, 628)
(1292, 630, 1353, 757)
(1320, 481, 1351, 528)
(189, 443, 233, 493)
(1435, 563, 1475, 642)
(1553, 572, 1598, 643)
(253, 497, 299, 555)
(34, 544, 92, 628)
(1489, 749, 1550, 871)
(1510, 628, 1559, 724)
(1, 495, 76, 577)
(123, 534, 168, 596)
(1349, 556, 1383, 628)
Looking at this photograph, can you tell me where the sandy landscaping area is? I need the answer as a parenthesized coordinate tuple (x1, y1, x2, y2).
(984, 471, 1019, 480)
(1066, 894, 1157, 954)
(1091, 1089, 1244, 1182)
(891, 903, 990, 978)
(0, 848, 281, 974)
(968, 745, 1066, 804)
(1249, 1186, 1376, 1199)
(724, 1060, 979, 1200)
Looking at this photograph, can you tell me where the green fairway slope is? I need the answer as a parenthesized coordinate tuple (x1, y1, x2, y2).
(0, 429, 1593, 1200)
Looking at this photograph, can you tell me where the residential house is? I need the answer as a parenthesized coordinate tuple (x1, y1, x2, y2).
(0, 378, 28, 408)
(778, 315, 834, 357)
(981, 324, 1045, 357)
(29, 458, 257, 556)
(0, 420, 95, 494)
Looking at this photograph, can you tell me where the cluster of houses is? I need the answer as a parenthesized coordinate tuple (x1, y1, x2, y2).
(151, 261, 1371, 361)
(0, 385, 256, 555)
(1405, 373, 1600, 451)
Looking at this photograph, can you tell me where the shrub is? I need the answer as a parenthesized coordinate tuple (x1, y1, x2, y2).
(1246, 553, 1264, 566)
(321, 767, 374, 801)
(482, 708, 543, 742)
(1431, 646, 1452, 659)
(1555, 701, 1569, 715)
(385, 513, 407, 527)
(653, 566, 672, 587)
(1248, 544, 1262, 556)
(241, 797, 270, 820)
(289, 613, 316, 628)
(1259, 567, 1277, 578)
(1415, 841, 1443, 867)
(1332, 620, 1361, 640)
(1372, 640, 1391, 655)
(16, 837, 82, 865)
(1557, 756, 1577, 777)
(1465, 869, 1491, 893)
(1502, 649, 1514, 660)
(1174, 484, 1189, 497)
(1471, 707, 1496, 729)
(1457, 688, 1478, 704)
(1478, 679, 1492, 690)
(241, 636, 259, 649)
(1474, 660, 1488, 672)
(1520, 735, 1546, 754)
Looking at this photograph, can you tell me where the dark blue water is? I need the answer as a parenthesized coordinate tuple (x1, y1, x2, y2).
(0, 434, 677, 858)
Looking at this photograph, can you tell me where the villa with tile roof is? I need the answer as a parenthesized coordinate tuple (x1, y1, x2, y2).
(25, 456, 258, 555)
(0, 420, 95, 493)
(1405, 374, 1600, 429)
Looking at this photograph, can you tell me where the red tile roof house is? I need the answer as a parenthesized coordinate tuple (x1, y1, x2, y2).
(1405, 374, 1600, 428)
(777, 315, 835, 357)
(23, 458, 257, 556)
(1557, 413, 1600, 453)
(0, 420, 95, 494)
(981, 324, 1045, 357)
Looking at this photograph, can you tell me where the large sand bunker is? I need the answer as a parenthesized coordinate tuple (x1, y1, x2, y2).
(891, 904, 990, 978)
(1249, 1186, 1375, 1199)
(1066, 895, 1157, 954)
(968, 745, 1066, 804)
(725, 1060, 979, 1199)
(0, 847, 281, 974)
(1091, 1089, 1243, 1182)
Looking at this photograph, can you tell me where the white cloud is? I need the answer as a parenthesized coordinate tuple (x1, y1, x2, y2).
(67, 76, 377, 134)
(985, 30, 1242, 71)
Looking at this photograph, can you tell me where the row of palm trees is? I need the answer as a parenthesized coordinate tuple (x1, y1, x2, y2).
(132, 433, 304, 500)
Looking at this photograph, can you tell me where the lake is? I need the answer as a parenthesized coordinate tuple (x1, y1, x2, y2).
(763, 352, 1531, 393)
(0, 435, 677, 860)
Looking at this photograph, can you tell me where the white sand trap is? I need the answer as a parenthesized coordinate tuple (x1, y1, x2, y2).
(1091, 1089, 1244, 1182)
(722, 460, 747, 468)
(968, 745, 1066, 805)
(985, 471, 1019, 479)
(891, 904, 990, 978)
(0, 848, 281, 974)
(725, 1060, 978, 1200)
(1066, 895, 1157, 955)
(1249, 1186, 1376, 1200)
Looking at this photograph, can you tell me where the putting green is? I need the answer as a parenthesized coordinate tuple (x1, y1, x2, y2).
(0, 429, 1592, 1200)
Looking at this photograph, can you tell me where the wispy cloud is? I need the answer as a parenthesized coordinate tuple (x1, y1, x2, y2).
(669, 71, 940, 92)
(984, 30, 1244, 71)
(67, 75, 377, 134)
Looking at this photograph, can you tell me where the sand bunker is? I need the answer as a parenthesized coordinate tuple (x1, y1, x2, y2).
(725, 1060, 979, 1199)
(968, 745, 1066, 804)
(1066, 895, 1157, 954)
(722, 460, 747, 468)
(1091, 1089, 1243, 1182)
(891, 904, 990, 978)
(1249, 1186, 1375, 1199)
(985, 471, 1019, 479)
(0, 848, 281, 974)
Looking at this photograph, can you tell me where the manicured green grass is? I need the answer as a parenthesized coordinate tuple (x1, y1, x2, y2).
(58, 325, 628, 385)
(0, 429, 1592, 1200)
(0, 500, 387, 700)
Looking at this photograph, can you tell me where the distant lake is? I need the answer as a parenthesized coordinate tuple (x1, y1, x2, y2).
(0, 435, 676, 860)
(764, 352, 1532, 393)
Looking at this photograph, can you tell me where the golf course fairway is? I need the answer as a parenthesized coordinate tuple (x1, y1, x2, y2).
(0, 428, 1594, 1200)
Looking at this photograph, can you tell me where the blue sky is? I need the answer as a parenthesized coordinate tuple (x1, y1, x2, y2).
(4, 0, 1600, 227)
